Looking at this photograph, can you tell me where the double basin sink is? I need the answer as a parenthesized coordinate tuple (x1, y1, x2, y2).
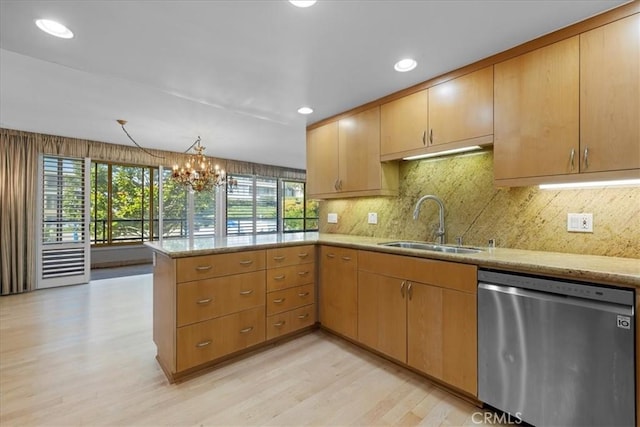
(379, 241, 484, 254)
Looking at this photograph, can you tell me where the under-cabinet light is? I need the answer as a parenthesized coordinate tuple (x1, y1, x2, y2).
(539, 179, 640, 190)
(403, 146, 482, 161)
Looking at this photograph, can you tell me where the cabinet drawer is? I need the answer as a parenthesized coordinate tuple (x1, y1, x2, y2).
(176, 317, 221, 372)
(176, 306, 265, 372)
(267, 284, 315, 316)
(217, 306, 265, 357)
(358, 251, 477, 293)
(177, 271, 265, 327)
(266, 304, 315, 340)
(266, 245, 315, 269)
(176, 250, 265, 283)
(290, 304, 315, 331)
(266, 263, 315, 292)
(266, 311, 292, 340)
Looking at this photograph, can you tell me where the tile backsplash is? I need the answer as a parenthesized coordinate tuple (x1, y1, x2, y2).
(319, 151, 640, 258)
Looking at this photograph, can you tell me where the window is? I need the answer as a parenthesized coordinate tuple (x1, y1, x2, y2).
(282, 181, 319, 232)
(90, 162, 159, 244)
(227, 175, 278, 234)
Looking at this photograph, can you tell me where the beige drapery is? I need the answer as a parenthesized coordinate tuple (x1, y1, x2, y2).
(0, 128, 305, 294)
(0, 132, 38, 295)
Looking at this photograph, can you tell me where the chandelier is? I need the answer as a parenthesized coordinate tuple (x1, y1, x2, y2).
(172, 137, 229, 192)
(117, 120, 236, 192)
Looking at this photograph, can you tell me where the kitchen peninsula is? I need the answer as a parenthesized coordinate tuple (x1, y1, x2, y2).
(147, 232, 639, 394)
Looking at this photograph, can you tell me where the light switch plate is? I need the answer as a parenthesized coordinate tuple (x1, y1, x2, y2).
(368, 212, 378, 225)
(327, 213, 338, 224)
(567, 213, 593, 233)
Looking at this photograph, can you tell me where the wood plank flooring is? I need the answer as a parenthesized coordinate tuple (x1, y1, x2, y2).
(1, 275, 500, 426)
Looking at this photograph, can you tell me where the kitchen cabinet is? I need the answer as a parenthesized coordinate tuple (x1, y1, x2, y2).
(495, 15, 640, 185)
(494, 36, 580, 182)
(427, 66, 494, 148)
(154, 249, 267, 380)
(380, 90, 429, 159)
(380, 66, 494, 161)
(265, 245, 316, 340)
(580, 14, 640, 174)
(357, 250, 477, 396)
(306, 107, 398, 199)
(306, 121, 339, 196)
(319, 246, 358, 339)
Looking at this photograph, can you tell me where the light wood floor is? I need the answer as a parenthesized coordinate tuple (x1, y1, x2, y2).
(1, 275, 498, 426)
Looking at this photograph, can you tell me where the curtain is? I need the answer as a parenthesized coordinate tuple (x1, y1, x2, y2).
(0, 132, 38, 294)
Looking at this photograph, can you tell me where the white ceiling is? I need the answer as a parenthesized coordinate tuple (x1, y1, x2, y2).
(0, 0, 628, 169)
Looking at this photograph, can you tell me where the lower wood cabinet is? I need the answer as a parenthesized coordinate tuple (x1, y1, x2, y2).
(319, 246, 358, 340)
(357, 250, 478, 397)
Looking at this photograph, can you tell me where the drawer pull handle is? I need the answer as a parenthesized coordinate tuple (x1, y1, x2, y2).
(239, 289, 254, 295)
(273, 321, 286, 327)
(274, 275, 286, 280)
(273, 298, 286, 304)
(239, 260, 253, 265)
(240, 326, 254, 334)
(408, 282, 413, 300)
(273, 256, 285, 261)
(341, 256, 351, 261)
(196, 340, 212, 348)
(297, 313, 309, 319)
(400, 281, 406, 298)
(298, 292, 310, 297)
(297, 253, 308, 258)
(326, 253, 335, 258)
(298, 271, 309, 276)
(197, 298, 212, 305)
(195, 265, 212, 271)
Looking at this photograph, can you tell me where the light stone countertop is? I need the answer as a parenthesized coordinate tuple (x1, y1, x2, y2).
(145, 232, 640, 288)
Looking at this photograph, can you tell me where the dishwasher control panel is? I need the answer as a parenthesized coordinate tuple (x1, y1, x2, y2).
(478, 269, 634, 306)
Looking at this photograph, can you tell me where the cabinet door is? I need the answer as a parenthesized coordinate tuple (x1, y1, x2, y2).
(494, 37, 579, 181)
(357, 271, 407, 362)
(380, 90, 429, 159)
(407, 282, 443, 380)
(442, 289, 477, 396)
(306, 122, 339, 196)
(428, 66, 494, 146)
(580, 14, 640, 173)
(338, 107, 382, 192)
(319, 246, 358, 339)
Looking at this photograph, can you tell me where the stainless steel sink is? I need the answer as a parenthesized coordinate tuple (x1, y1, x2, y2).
(379, 241, 483, 254)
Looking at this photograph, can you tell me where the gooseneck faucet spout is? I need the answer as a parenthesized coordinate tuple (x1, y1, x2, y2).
(413, 195, 446, 244)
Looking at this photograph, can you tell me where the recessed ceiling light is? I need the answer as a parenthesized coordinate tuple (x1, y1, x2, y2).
(394, 58, 417, 72)
(297, 107, 314, 115)
(35, 19, 74, 39)
(289, 0, 317, 8)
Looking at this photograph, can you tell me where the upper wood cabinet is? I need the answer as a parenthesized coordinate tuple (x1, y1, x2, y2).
(494, 15, 640, 185)
(580, 14, 640, 174)
(428, 66, 494, 147)
(380, 67, 494, 161)
(380, 90, 429, 159)
(494, 36, 580, 182)
(306, 121, 339, 196)
(307, 107, 398, 199)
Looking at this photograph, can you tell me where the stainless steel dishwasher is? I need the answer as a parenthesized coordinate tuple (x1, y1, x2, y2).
(478, 269, 635, 427)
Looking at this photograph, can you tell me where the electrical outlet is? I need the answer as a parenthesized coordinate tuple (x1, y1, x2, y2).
(327, 213, 338, 224)
(567, 213, 593, 233)
(368, 212, 378, 225)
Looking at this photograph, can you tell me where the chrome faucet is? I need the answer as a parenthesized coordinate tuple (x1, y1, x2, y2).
(413, 195, 446, 244)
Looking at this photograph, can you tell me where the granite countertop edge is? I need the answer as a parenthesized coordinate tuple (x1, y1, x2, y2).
(145, 233, 640, 288)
